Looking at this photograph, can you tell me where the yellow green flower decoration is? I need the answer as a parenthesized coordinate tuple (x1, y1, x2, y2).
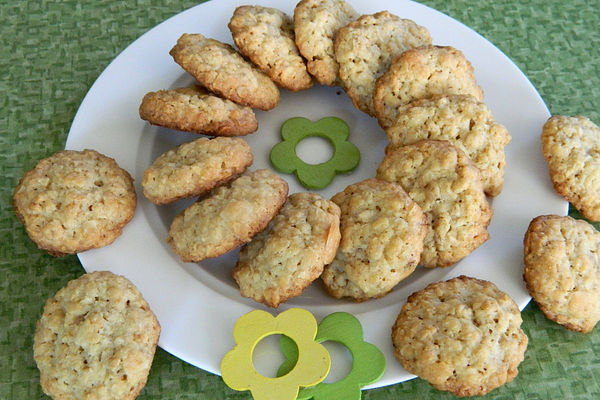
(220, 308, 330, 400)
(270, 117, 361, 189)
(278, 312, 386, 400)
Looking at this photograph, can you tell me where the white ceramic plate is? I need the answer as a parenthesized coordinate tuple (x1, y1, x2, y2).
(65, 0, 567, 389)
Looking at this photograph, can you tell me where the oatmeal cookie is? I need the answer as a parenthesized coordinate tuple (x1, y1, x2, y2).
(139, 86, 258, 136)
(541, 115, 600, 221)
(385, 94, 510, 197)
(13, 149, 136, 256)
(523, 215, 600, 333)
(377, 140, 492, 268)
(229, 5, 312, 91)
(167, 169, 288, 262)
(169, 33, 279, 110)
(293, 0, 358, 86)
(334, 11, 431, 115)
(320, 179, 427, 301)
(33, 271, 161, 400)
(392, 275, 528, 397)
(373, 45, 483, 129)
(233, 192, 341, 307)
(142, 137, 253, 205)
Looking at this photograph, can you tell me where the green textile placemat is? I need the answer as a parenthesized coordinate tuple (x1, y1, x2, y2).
(1, 1, 599, 399)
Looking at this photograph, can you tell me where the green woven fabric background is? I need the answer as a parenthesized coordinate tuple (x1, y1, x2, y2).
(1, 0, 599, 399)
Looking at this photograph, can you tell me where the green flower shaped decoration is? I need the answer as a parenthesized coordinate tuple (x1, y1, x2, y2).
(270, 117, 361, 189)
(220, 308, 330, 400)
(278, 312, 386, 400)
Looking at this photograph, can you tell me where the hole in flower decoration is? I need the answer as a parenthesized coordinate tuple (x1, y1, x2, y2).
(321, 341, 353, 383)
(252, 334, 298, 378)
(295, 136, 335, 165)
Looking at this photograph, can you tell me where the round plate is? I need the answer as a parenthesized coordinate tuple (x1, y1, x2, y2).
(65, 0, 567, 389)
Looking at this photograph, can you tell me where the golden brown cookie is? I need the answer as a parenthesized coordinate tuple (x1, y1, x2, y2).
(377, 140, 492, 268)
(373, 45, 483, 129)
(334, 11, 431, 115)
(293, 0, 358, 86)
(33, 271, 161, 400)
(523, 215, 600, 333)
(13, 149, 136, 256)
(169, 33, 279, 110)
(392, 275, 528, 397)
(320, 179, 428, 301)
(142, 137, 253, 205)
(229, 5, 313, 91)
(139, 86, 258, 136)
(385, 94, 510, 197)
(233, 192, 341, 308)
(541, 115, 600, 221)
(167, 169, 288, 262)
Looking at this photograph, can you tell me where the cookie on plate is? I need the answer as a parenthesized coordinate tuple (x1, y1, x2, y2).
(233, 192, 341, 307)
(293, 0, 358, 86)
(167, 169, 288, 262)
(142, 137, 253, 205)
(377, 140, 492, 268)
(139, 86, 258, 136)
(523, 215, 600, 333)
(541, 115, 600, 221)
(373, 45, 483, 129)
(169, 33, 279, 110)
(33, 271, 161, 400)
(13, 149, 136, 256)
(392, 275, 528, 397)
(320, 179, 428, 301)
(229, 5, 313, 91)
(334, 11, 431, 115)
(385, 94, 510, 197)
